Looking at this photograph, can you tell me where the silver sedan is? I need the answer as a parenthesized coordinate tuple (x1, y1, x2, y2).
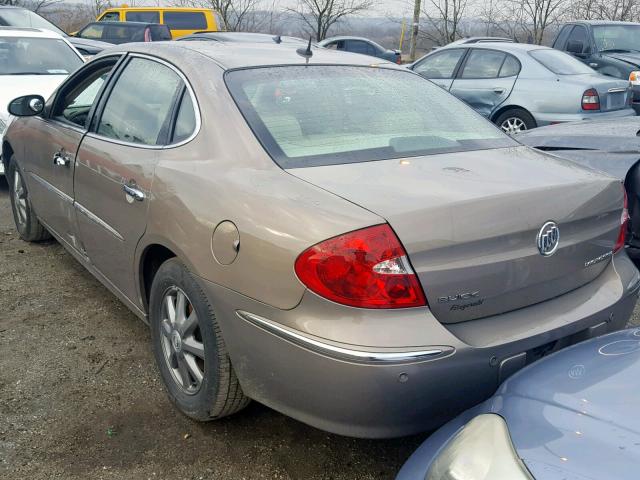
(410, 42, 636, 133)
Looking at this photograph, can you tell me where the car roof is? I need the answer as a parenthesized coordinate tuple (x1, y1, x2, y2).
(440, 42, 552, 53)
(104, 41, 399, 70)
(85, 21, 163, 27)
(319, 35, 384, 46)
(182, 32, 306, 43)
(0, 26, 64, 39)
(103, 6, 211, 11)
(569, 20, 640, 26)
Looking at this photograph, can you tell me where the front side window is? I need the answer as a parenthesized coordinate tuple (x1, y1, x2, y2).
(553, 25, 573, 49)
(566, 25, 588, 51)
(413, 49, 465, 79)
(79, 24, 105, 39)
(53, 60, 119, 128)
(163, 12, 207, 30)
(226, 66, 515, 168)
(97, 58, 182, 145)
(0, 37, 82, 75)
(594, 24, 640, 52)
(530, 49, 594, 74)
(125, 11, 160, 22)
(347, 40, 373, 55)
(461, 50, 506, 78)
(99, 12, 120, 22)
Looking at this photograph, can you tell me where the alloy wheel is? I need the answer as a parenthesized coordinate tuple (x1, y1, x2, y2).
(500, 117, 527, 134)
(160, 286, 205, 394)
(13, 170, 28, 226)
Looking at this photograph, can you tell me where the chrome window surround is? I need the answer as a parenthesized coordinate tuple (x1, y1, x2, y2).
(86, 52, 202, 150)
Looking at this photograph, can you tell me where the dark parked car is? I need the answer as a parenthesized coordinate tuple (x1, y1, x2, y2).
(554, 20, 640, 113)
(397, 327, 640, 480)
(75, 21, 171, 45)
(519, 117, 640, 259)
(319, 36, 401, 64)
(0, 5, 110, 56)
(177, 31, 309, 45)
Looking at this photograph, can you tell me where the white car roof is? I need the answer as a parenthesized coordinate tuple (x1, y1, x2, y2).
(0, 26, 64, 39)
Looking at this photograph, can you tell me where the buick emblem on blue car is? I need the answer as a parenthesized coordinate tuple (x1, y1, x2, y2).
(537, 221, 560, 256)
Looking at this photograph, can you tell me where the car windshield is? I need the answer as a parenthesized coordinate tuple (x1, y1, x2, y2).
(225, 66, 516, 168)
(529, 49, 594, 75)
(0, 9, 66, 36)
(594, 24, 640, 52)
(0, 37, 82, 75)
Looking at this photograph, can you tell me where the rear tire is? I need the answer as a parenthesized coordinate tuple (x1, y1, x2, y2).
(7, 156, 51, 243)
(494, 108, 537, 134)
(150, 258, 249, 421)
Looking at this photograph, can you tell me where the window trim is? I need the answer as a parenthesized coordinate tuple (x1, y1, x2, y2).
(48, 54, 126, 133)
(456, 48, 520, 80)
(87, 52, 201, 150)
(412, 48, 468, 79)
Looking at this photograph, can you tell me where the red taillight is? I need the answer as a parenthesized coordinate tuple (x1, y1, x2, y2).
(396, 55, 402, 65)
(582, 89, 600, 111)
(614, 187, 629, 253)
(294, 224, 427, 309)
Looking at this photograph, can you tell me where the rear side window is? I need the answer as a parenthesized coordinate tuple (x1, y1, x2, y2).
(97, 57, 182, 145)
(461, 50, 505, 78)
(172, 91, 197, 143)
(413, 49, 465, 79)
(499, 55, 520, 77)
(530, 49, 594, 74)
(226, 66, 515, 168)
(163, 12, 207, 30)
(126, 11, 160, 22)
(150, 25, 172, 41)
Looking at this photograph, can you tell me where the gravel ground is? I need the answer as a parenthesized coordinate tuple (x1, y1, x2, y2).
(1, 175, 639, 480)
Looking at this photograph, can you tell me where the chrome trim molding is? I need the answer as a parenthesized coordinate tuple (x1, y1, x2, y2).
(75, 202, 124, 241)
(236, 310, 450, 364)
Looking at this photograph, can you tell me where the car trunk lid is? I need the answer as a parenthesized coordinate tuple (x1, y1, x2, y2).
(569, 74, 632, 112)
(288, 146, 623, 323)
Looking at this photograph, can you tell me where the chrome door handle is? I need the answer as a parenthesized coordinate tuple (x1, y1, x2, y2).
(53, 152, 70, 167)
(493, 87, 506, 94)
(123, 184, 145, 202)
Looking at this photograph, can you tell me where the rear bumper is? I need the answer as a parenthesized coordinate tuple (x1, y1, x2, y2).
(199, 253, 640, 438)
(535, 107, 636, 127)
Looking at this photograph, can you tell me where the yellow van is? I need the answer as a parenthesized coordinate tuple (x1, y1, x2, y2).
(96, 6, 222, 38)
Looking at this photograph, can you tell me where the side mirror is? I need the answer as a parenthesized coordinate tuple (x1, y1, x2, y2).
(8, 95, 45, 117)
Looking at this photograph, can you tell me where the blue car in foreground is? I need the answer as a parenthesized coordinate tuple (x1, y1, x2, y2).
(397, 327, 640, 480)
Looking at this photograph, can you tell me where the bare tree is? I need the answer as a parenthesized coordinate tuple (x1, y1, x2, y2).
(0, 0, 62, 12)
(568, 0, 639, 21)
(287, 0, 375, 41)
(516, 0, 568, 44)
(478, 0, 525, 40)
(172, 0, 261, 31)
(419, 0, 471, 46)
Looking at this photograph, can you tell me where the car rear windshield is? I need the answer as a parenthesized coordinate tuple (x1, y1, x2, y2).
(0, 37, 82, 75)
(0, 8, 66, 36)
(529, 49, 594, 75)
(225, 66, 516, 168)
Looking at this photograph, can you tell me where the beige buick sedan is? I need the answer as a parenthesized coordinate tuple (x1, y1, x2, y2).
(2, 41, 638, 438)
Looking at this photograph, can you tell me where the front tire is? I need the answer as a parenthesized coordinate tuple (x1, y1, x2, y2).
(7, 156, 51, 242)
(495, 108, 537, 134)
(150, 258, 249, 421)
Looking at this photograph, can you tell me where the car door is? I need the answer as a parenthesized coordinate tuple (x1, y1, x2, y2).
(450, 48, 518, 117)
(411, 49, 466, 90)
(19, 56, 121, 250)
(73, 55, 186, 305)
(345, 40, 377, 59)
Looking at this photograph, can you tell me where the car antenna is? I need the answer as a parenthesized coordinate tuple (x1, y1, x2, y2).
(273, 35, 282, 44)
(296, 37, 313, 63)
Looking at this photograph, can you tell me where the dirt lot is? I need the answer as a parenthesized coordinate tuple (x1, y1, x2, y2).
(1, 175, 639, 480)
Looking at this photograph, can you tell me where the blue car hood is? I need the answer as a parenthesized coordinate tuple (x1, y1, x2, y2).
(494, 328, 640, 479)
(605, 52, 640, 66)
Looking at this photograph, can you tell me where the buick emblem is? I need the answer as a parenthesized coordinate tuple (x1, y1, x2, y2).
(536, 221, 560, 256)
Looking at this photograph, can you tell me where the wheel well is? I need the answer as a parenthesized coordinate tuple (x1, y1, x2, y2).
(2, 141, 13, 172)
(140, 244, 176, 309)
(491, 105, 530, 123)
